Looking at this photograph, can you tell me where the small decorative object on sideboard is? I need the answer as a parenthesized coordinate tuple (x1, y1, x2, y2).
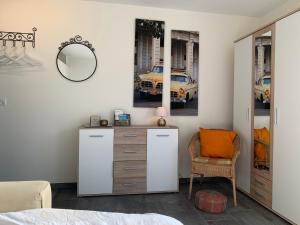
(90, 115, 101, 127)
(114, 109, 131, 126)
(100, 119, 108, 127)
(155, 107, 167, 126)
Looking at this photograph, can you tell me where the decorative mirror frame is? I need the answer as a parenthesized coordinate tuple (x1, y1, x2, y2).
(56, 35, 97, 82)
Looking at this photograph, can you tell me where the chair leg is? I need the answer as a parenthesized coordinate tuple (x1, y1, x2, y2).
(188, 174, 194, 200)
(231, 178, 237, 207)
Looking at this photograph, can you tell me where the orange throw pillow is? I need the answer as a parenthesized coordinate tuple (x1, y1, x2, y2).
(254, 143, 267, 161)
(199, 128, 237, 159)
(254, 127, 269, 161)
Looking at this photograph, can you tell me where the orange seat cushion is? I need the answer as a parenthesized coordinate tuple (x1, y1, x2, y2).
(199, 128, 237, 159)
(254, 127, 269, 161)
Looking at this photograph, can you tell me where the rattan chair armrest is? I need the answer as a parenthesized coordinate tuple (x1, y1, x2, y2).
(188, 132, 200, 160)
(231, 135, 241, 166)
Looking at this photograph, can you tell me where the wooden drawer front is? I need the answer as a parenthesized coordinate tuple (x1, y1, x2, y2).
(251, 185, 272, 208)
(252, 168, 272, 181)
(114, 145, 146, 161)
(252, 174, 272, 195)
(114, 177, 146, 194)
(114, 161, 146, 178)
(114, 128, 147, 145)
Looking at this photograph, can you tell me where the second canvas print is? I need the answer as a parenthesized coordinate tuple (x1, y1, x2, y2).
(170, 30, 199, 116)
(133, 19, 165, 108)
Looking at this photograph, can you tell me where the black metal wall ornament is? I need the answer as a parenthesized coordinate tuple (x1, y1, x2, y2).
(56, 35, 97, 82)
(58, 35, 95, 52)
(0, 27, 37, 47)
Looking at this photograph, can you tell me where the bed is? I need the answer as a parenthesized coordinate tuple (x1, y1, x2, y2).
(0, 208, 183, 225)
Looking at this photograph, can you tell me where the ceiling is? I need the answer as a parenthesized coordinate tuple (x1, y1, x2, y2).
(86, 0, 289, 17)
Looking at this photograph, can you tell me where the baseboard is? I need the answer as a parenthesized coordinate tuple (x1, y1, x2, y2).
(52, 180, 191, 189)
(51, 177, 229, 190)
(51, 182, 77, 190)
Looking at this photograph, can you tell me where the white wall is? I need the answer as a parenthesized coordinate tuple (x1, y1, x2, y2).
(0, 0, 257, 182)
(256, 0, 300, 28)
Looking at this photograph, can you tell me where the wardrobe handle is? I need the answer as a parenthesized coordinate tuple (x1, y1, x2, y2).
(247, 107, 250, 121)
(275, 108, 279, 125)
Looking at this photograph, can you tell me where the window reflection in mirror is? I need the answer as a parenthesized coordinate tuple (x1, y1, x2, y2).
(253, 31, 272, 171)
(57, 44, 97, 82)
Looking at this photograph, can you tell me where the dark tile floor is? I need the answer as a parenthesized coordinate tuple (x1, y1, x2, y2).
(52, 178, 290, 225)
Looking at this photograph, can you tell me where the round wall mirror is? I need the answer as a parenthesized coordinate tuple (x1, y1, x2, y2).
(56, 36, 97, 82)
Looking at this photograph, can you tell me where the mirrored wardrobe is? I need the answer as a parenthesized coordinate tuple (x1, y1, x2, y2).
(251, 25, 275, 208)
(234, 11, 300, 224)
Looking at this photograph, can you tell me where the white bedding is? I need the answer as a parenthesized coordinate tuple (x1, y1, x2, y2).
(0, 208, 183, 225)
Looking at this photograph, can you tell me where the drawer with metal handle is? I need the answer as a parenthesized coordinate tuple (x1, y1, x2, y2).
(113, 177, 146, 194)
(114, 128, 147, 144)
(251, 185, 272, 208)
(251, 174, 272, 195)
(113, 161, 146, 178)
(114, 144, 146, 161)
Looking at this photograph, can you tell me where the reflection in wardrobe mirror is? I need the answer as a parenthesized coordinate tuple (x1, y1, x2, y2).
(253, 31, 272, 172)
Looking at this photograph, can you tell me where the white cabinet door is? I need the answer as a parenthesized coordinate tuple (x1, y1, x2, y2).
(147, 129, 178, 192)
(78, 129, 114, 195)
(233, 36, 252, 193)
(273, 12, 300, 224)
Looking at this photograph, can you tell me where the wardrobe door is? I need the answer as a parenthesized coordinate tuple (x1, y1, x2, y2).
(273, 12, 300, 224)
(233, 36, 252, 193)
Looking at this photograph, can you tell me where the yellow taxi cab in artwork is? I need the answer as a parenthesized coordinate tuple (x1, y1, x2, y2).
(139, 65, 163, 98)
(255, 75, 271, 103)
(170, 72, 198, 107)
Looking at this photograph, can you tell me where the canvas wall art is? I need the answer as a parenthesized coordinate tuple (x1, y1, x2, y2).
(133, 19, 165, 108)
(170, 30, 199, 116)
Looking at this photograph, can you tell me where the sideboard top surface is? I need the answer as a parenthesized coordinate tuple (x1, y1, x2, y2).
(79, 124, 179, 130)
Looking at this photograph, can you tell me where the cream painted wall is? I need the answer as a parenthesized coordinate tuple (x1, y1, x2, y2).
(0, 0, 257, 182)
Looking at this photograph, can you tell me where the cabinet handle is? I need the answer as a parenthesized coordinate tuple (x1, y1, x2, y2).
(124, 150, 137, 153)
(123, 183, 135, 186)
(124, 134, 137, 137)
(254, 179, 265, 187)
(89, 135, 104, 138)
(124, 167, 137, 171)
(254, 191, 265, 200)
(156, 134, 170, 137)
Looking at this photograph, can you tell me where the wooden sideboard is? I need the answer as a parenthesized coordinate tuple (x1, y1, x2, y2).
(78, 125, 179, 196)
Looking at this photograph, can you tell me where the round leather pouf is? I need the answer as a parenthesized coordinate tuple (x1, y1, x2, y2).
(195, 190, 227, 213)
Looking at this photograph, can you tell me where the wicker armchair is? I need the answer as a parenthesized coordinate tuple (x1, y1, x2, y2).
(254, 138, 270, 170)
(187, 131, 240, 206)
